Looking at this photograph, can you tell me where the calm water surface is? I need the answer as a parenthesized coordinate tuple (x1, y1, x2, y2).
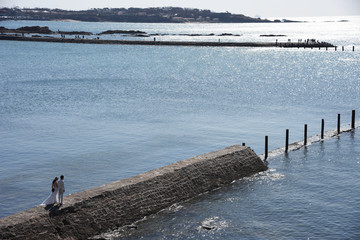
(0, 17, 360, 219)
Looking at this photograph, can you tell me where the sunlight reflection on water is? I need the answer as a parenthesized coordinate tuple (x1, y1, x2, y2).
(0, 17, 360, 218)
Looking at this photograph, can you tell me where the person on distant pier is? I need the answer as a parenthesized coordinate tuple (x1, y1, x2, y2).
(40, 177, 59, 206)
(58, 175, 65, 205)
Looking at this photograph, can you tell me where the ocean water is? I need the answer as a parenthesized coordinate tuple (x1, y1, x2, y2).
(0, 16, 360, 221)
(104, 131, 360, 240)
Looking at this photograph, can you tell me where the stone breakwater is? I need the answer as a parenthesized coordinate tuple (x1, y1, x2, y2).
(0, 145, 267, 240)
(0, 34, 335, 48)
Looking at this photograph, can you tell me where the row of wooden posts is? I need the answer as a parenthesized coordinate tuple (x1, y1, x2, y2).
(334, 46, 355, 51)
(303, 46, 356, 51)
(259, 110, 357, 160)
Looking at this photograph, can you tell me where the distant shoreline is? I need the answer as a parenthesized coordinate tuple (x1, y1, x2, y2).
(0, 7, 296, 23)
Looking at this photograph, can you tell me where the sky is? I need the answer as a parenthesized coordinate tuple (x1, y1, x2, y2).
(1, 0, 360, 18)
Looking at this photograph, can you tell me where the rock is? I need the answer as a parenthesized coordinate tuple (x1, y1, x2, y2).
(98, 30, 147, 35)
(219, 33, 233, 36)
(58, 31, 92, 35)
(260, 34, 287, 37)
(17, 26, 54, 34)
(0, 26, 54, 34)
(134, 34, 149, 37)
(201, 224, 216, 230)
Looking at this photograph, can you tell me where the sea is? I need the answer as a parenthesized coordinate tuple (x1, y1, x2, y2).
(0, 15, 359, 239)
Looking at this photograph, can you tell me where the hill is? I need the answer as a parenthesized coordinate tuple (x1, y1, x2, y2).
(0, 7, 273, 23)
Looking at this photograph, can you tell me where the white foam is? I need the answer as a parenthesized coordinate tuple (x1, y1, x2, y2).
(198, 216, 229, 231)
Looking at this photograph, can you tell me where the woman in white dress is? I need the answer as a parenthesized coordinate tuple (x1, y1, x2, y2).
(40, 177, 59, 206)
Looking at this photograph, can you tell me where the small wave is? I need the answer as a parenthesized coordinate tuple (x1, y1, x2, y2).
(339, 58, 356, 62)
(266, 172, 285, 180)
(258, 169, 285, 181)
(241, 168, 285, 182)
(225, 197, 237, 203)
(165, 203, 183, 213)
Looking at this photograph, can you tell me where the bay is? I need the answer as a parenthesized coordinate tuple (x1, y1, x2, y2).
(0, 16, 359, 221)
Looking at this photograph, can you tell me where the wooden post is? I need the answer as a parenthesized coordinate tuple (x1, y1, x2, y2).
(285, 129, 289, 153)
(353, 46, 355, 51)
(321, 119, 325, 139)
(337, 114, 341, 134)
(265, 136, 268, 160)
(326, 47, 328, 51)
(335, 46, 337, 51)
(342, 46, 344, 51)
(352, 110, 356, 129)
(304, 124, 308, 146)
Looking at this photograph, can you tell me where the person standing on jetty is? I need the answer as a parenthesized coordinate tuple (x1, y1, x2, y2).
(58, 175, 65, 205)
(40, 177, 59, 206)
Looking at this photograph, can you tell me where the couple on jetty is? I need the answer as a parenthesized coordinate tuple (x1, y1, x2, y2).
(40, 175, 65, 206)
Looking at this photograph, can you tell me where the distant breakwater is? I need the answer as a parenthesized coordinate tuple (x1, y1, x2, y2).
(0, 145, 267, 240)
(0, 34, 335, 48)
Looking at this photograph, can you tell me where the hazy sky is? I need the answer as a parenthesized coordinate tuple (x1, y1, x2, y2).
(1, 0, 360, 18)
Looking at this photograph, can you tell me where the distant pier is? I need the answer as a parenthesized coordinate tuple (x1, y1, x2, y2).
(0, 34, 335, 48)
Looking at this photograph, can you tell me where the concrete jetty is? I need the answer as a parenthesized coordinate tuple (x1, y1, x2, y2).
(0, 145, 267, 239)
(0, 34, 335, 48)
